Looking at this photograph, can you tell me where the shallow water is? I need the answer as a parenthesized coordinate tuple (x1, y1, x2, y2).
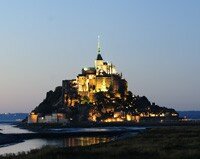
(48, 126, 145, 133)
(0, 123, 33, 134)
(0, 137, 111, 155)
(0, 123, 144, 155)
(0, 124, 112, 155)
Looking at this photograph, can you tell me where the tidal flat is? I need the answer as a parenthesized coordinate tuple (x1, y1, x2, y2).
(1, 125, 200, 159)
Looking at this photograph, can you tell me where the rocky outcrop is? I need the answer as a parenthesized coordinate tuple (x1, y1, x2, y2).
(33, 85, 178, 122)
(33, 86, 62, 115)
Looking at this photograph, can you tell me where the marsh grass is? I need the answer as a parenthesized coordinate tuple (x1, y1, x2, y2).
(1, 126, 200, 159)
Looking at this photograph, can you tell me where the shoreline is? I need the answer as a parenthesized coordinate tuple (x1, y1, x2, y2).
(1, 121, 200, 151)
(0, 125, 145, 147)
(0, 125, 199, 159)
(16, 120, 200, 131)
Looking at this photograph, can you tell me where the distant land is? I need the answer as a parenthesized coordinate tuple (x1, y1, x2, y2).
(0, 112, 200, 122)
(0, 113, 28, 122)
(178, 111, 200, 120)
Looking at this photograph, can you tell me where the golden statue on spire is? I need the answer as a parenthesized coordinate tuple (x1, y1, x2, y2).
(97, 35, 101, 53)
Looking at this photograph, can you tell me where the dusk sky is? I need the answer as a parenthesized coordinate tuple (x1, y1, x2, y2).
(0, 0, 200, 113)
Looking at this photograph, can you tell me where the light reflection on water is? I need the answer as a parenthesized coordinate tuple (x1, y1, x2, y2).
(0, 124, 144, 156)
(0, 137, 111, 155)
(64, 137, 111, 147)
(0, 124, 112, 155)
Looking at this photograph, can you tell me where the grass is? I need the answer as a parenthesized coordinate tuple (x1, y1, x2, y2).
(1, 125, 200, 159)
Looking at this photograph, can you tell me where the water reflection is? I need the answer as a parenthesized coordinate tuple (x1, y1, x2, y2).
(0, 124, 144, 156)
(64, 137, 111, 147)
(0, 137, 111, 155)
(0, 123, 33, 134)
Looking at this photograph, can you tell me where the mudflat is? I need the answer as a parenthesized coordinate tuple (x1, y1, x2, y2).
(1, 125, 200, 159)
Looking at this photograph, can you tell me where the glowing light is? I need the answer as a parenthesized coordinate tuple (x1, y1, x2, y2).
(126, 114, 132, 121)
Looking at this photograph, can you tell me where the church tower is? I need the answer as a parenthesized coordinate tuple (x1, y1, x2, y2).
(95, 36, 104, 75)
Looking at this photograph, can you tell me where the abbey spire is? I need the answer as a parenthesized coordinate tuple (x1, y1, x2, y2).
(97, 35, 101, 54)
(96, 35, 103, 60)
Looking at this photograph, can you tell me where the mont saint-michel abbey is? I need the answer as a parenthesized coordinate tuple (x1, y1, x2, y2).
(62, 45, 127, 107)
(29, 39, 178, 124)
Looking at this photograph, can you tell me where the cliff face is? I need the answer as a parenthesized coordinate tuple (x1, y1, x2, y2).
(33, 86, 63, 115)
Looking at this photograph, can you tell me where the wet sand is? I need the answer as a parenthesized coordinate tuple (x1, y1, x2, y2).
(0, 128, 143, 147)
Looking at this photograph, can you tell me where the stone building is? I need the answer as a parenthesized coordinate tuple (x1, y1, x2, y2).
(28, 112, 38, 123)
(62, 50, 128, 106)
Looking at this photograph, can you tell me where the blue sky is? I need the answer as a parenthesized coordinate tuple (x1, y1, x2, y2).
(0, 0, 199, 112)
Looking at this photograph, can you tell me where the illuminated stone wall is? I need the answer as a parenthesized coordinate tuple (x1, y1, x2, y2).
(77, 75, 87, 92)
(62, 79, 79, 106)
(28, 113, 38, 123)
(95, 60, 117, 75)
(96, 76, 112, 92)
